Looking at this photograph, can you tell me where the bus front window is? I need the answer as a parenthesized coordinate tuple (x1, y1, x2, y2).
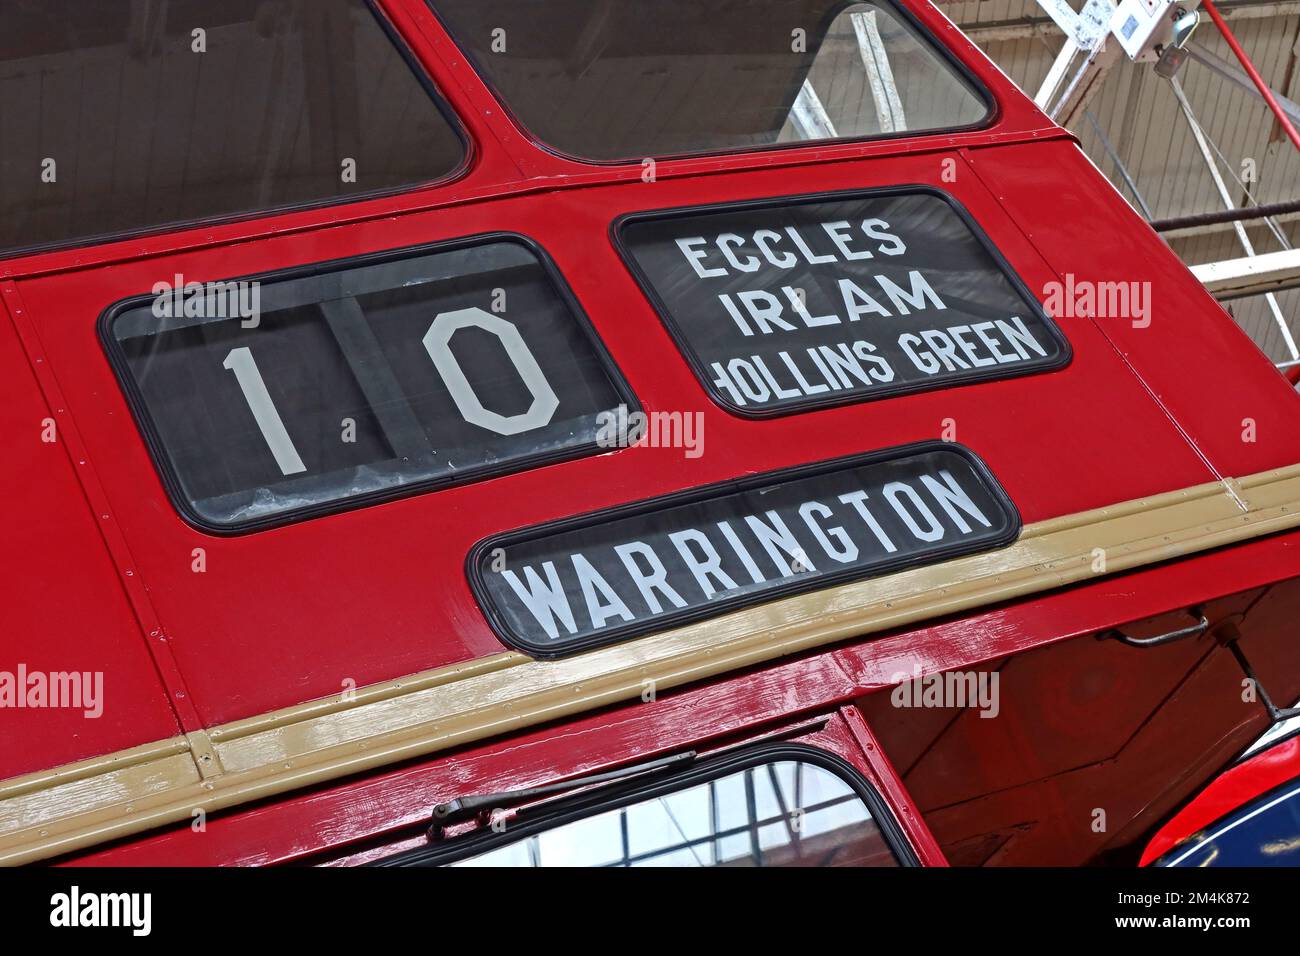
(429, 0, 992, 162)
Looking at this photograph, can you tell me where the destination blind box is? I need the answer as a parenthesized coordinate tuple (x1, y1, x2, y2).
(615, 187, 1070, 416)
(470, 442, 1019, 657)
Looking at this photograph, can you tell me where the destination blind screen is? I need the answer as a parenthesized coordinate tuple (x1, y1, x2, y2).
(104, 238, 633, 531)
(472, 443, 1018, 656)
(617, 189, 1069, 415)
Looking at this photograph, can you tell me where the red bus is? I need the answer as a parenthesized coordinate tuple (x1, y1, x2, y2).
(3, 0, 1300, 868)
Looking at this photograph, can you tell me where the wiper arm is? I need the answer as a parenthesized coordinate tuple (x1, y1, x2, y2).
(429, 750, 697, 837)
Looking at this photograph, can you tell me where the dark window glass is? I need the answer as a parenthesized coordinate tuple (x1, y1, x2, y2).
(429, 0, 988, 162)
(426, 756, 902, 867)
(0, 0, 466, 255)
(618, 190, 1068, 416)
(104, 238, 633, 531)
(1159, 780, 1300, 867)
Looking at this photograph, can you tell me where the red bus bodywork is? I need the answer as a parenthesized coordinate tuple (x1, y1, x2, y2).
(4, 0, 1300, 867)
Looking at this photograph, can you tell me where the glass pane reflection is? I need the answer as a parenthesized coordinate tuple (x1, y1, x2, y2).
(430, 0, 988, 162)
(449, 759, 899, 867)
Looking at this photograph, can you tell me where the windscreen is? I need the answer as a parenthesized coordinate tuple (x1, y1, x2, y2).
(444, 758, 902, 867)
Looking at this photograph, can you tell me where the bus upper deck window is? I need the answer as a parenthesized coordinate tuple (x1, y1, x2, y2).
(428, 0, 991, 162)
(0, 0, 466, 256)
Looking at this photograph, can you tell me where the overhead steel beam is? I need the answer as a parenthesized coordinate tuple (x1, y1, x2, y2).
(1190, 247, 1300, 296)
(790, 81, 837, 140)
(963, 0, 1300, 43)
(1036, 0, 1087, 39)
(1170, 76, 1299, 357)
(1032, 0, 1120, 123)
(1052, 41, 1123, 125)
(1164, 214, 1300, 239)
(853, 10, 907, 133)
(1035, 37, 1080, 108)
(1153, 197, 1300, 231)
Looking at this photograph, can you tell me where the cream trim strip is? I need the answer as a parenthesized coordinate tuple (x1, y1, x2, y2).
(4, 466, 1300, 865)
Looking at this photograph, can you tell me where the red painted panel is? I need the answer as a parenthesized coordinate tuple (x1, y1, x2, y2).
(67, 709, 894, 867)
(0, 303, 179, 778)
(62, 528, 1300, 866)
(841, 703, 949, 865)
(858, 576, 1300, 866)
(14, 147, 1216, 727)
(8, 0, 1300, 864)
(962, 139, 1300, 478)
(873, 603, 1251, 817)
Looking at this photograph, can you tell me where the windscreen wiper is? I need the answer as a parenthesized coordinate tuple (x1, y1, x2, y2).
(428, 750, 696, 839)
